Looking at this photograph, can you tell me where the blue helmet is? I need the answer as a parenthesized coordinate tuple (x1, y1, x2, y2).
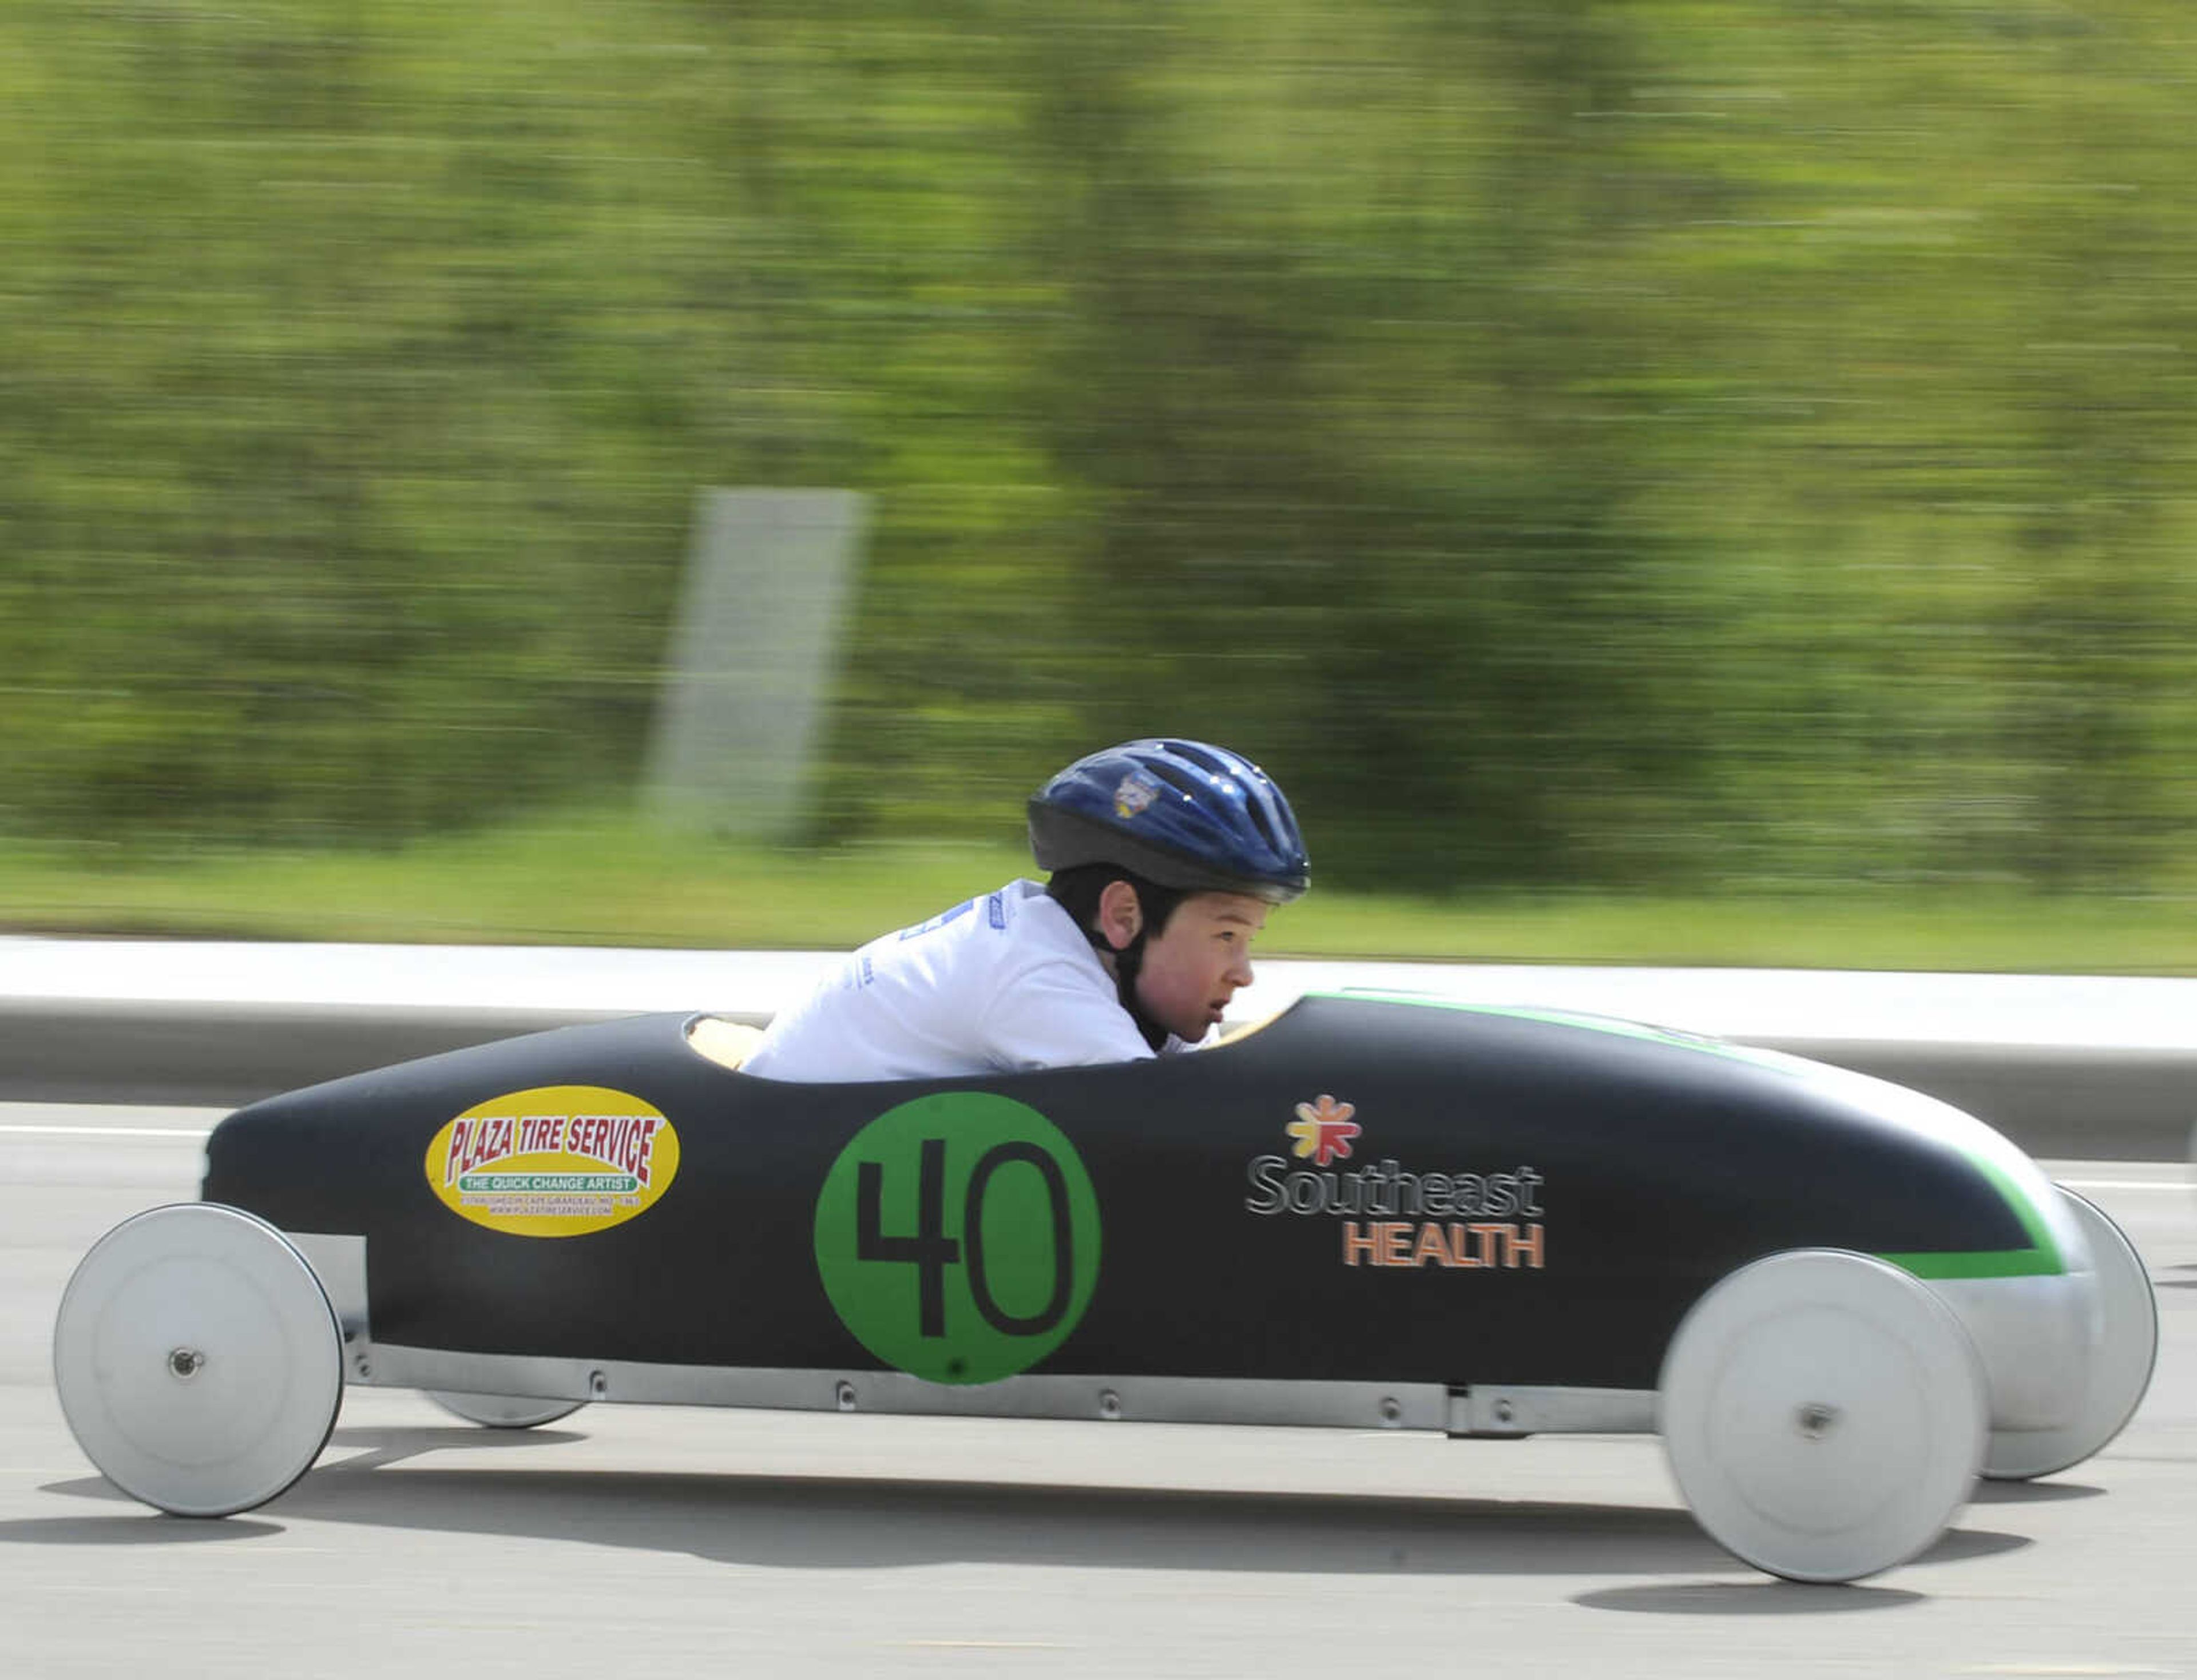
(1028, 739, 1309, 904)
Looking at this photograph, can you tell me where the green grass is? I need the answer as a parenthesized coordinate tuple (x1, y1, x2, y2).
(2, 810, 2191, 972)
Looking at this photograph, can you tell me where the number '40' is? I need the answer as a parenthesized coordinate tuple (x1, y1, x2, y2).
(854, 1138, 1073, 1339)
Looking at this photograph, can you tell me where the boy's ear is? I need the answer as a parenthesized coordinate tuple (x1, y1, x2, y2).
(1095, 878, 1143, 951)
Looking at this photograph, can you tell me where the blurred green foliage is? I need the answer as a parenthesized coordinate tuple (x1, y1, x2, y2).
(3, 1, 2193, 893)
(6, 812, 2193, 970)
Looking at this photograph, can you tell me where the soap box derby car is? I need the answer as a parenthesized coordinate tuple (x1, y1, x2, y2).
(54, 991, 2159, 1584)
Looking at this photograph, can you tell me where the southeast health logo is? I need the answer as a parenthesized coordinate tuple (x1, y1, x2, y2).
(814, 1094, 1101, 1385)
(1247, 1097, 1547, 1272)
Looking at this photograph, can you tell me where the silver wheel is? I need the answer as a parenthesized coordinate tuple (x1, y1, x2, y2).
(426, 1391, 585, 1429)
(53, 1204, 344, 1516)
(1984, 1187, 2158, 1480)
(1659, 1249, 1986, 1583)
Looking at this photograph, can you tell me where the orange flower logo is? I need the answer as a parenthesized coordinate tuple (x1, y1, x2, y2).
(1286, 1095, 1361, 1167)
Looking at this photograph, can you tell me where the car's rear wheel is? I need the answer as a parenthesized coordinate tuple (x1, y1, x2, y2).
(1659, 1248, 1986, 1583)
(1982, 1187, 2158, 1481)
(53, 1203, 344, 1516)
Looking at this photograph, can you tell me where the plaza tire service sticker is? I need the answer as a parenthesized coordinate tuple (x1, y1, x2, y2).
(814, 1094, 1101, 1386)
(424, 1085, 680, 1238)
(1249, 1095, 1546, 1271)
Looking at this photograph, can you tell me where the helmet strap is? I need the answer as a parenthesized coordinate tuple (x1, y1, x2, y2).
(1103, 927, 1172, 1052)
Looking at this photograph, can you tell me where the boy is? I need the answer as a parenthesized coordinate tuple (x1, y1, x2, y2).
(740, 738, 1308, 1081)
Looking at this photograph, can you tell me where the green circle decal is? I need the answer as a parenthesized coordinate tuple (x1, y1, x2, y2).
(814, 1093, 1101, 1385)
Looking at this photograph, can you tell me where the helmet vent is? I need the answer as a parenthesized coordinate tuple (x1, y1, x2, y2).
(1160, 740, 1231, 776)
(1242, 776, 1289, 856)
(1143, 759, 1207, 801)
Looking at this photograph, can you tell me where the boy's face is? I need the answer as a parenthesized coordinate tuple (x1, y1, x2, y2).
(1133, 890, 1270, 1043)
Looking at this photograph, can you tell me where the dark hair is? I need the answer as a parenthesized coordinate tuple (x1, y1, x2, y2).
(1044, 864, 1188, 944)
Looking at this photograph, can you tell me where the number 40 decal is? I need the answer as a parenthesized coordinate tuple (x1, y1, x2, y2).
(856, 1138, 1075, 1339)
(816, 1094, 1101, 1386)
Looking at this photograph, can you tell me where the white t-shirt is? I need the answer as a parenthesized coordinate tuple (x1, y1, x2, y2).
(741, 879, 1183, 1083)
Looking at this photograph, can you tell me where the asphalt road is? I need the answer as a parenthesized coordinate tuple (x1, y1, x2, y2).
(3, 1103, 2192, 1679)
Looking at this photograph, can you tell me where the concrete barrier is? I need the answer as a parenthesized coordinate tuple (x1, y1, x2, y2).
(4, 937, 2191, 1158)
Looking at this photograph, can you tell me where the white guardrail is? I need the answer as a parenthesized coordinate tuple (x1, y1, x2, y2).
(9, 933, 2197, 1047)
(3, 935, 2194, 1157)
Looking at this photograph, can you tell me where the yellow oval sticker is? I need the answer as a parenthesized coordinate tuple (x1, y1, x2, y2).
(423, 1085, 680, 1238)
